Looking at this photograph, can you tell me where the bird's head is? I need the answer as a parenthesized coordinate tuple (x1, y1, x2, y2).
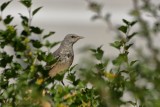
(62, 34, 84, 46)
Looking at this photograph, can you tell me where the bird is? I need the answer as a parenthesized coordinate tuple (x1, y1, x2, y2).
(49, 34, 84, 77)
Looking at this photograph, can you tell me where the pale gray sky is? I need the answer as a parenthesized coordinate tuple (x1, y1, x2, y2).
(0, 0, 159, 64)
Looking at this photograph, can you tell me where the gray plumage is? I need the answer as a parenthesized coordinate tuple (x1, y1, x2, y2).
(49, 34, 83, 77)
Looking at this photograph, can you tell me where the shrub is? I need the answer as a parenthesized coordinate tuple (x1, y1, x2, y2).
(0, 0, 160, 107)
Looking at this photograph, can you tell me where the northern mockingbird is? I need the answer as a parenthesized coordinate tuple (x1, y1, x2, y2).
(49, 34, 83, 77)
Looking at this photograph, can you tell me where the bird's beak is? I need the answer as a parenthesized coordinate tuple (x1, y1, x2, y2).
(77, 36, 84, 39)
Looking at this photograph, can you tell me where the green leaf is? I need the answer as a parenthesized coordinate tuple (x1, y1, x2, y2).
(1, 26, 17, 43)
(16, 52, 23, 58)
(125, 43, 133, 50)
(118, 25, 128, 34)
(37, 51, 46, 61)
(37, 65, 49, 77)
(90, 46, 104, 60)
(110, 41, 122, 49)
(130, 10, 139, 16)
(43, 31, 55, 39)
(91, 15, 99, 20)
(30, 26, 43, 34)
(46, 53, 55, 62)
(4, 69, 18, 78)
(19, 13, 29, 27)
(12, 37, 26, 51)
(104, 13, 111, 21)
(44, 40, 50, 47)
(0, 80, 9, 89)
(1, 0, 12, 11)
(130, 20, 137, 26)
(54, 73, 65, 81)
(11, 62, 22, 70)
(69, 64, 77, 71)
(31, 40, 42, 48)
(89, 2, 102, 13)
(0, 16, 2, 21)
(32, 7, 43, 16)
(113, 54, 128, 65)
(127, 32, 137, 40)
(50, 42, 60, 48)
(45, 40, 60, 48)
(122, 19, 130, 25)
(19, 14, 28, 22)
(73, 79, 80, 86)
(0, 41, 6, 48)
(95, 46, 104, 60)
(21, 30, 30, 36)
(96, 63, 104, 72)
(3, 15, 14, 24)
(90, 48, 96, 53)
(126, 101, 137, 106)
(68, 71, 76, 80)
(20, 0, 32, 8)
(130, 60, 138, 66)
(0, 53, 13, 67)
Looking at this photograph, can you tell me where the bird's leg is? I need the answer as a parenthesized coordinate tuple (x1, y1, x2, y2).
(61, 80, 65, 86)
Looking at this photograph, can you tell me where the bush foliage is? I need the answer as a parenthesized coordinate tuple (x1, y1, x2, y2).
(0, 0, 160, 107)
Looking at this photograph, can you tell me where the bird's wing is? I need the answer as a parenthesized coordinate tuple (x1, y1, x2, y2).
(52, 48, 60, 58)
(45, 48, 60, 69)
(50, 49, 61, 68)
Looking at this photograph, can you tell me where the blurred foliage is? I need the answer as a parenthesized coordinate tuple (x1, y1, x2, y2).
(0, 0, 160, 107)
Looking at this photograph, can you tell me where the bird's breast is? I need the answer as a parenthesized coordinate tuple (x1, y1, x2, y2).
(49, 53, 74, 77)
(60, 52, 74, 64)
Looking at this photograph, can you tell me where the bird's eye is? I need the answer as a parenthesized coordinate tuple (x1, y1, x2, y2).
(71, 36, 75, 38)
